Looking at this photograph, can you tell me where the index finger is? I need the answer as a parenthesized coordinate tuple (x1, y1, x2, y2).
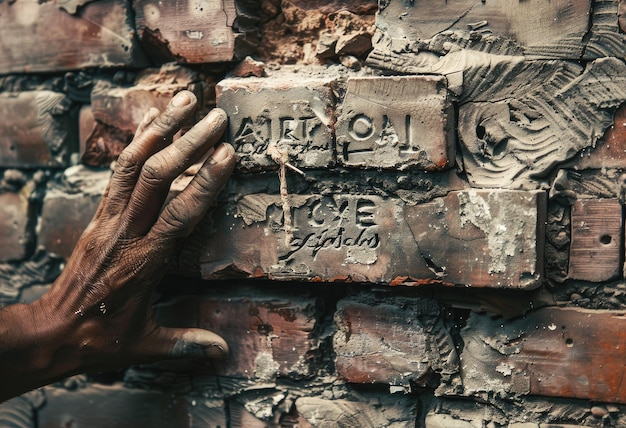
(103, 91, 198, 217)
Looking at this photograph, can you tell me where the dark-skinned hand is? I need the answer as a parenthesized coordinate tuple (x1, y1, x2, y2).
(0, 90, 235, 401)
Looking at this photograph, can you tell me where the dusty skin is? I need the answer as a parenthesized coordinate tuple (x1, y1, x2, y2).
(0, 91, 236, 402)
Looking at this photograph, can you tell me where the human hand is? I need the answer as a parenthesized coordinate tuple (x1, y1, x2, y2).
(28, 91, 235, 378)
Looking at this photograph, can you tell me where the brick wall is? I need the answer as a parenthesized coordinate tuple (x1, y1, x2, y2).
(0, 0, 626, 426)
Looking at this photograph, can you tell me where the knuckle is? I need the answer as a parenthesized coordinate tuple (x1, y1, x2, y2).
(116, 149, 139, 172)
(162, 201, 190, 231)
(141, 157, 166, 184)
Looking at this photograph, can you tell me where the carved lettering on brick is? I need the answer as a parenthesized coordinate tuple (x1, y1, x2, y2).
(201, 189, 546, 288)
(217, 76, 336, 171)
(336, 75, 455, 170)
(568, 199, 622, 282)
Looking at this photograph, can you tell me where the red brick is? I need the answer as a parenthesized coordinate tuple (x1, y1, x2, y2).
(38, 385, 226, 428)
(201, 190, 546, 288)
(0, 91, 76, 168)
(336, 75, 455, 170)
(91, 65, 201, 135)
(568, 199, 622, 282)
(134, 0, 257, 64)
(38, 167, 109, 259)
(0, 189, 31, 262)
(216, 73, 336, 171)
(334, 296, 457, 388)
(155, 287, 321, 379)
(0, 0, 146, 74)
(569, 104, 626, 170)
(461, 307, 626, 403)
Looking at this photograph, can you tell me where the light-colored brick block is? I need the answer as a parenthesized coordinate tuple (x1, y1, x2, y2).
(216, 75, 336, 171)
(336, 75, 455, 170)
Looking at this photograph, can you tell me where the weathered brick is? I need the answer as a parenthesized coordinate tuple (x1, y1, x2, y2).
(334, 295, 458, 389)
(372, 0, 597, 59)
(461, 307, 626, 403)
(569, 104, 626, 170)
(38, 166, 109, 259)
(91, 65, 201, 135)
(134, 0, 258, 64)
(216, 74, 336, 171)
(568, 199, 622, 282)
(38, 385, 226, 428)
(336, 75, 455, 170)
(404, 189, 547, 288)
(201, 189, 546, 288)
(0, 0, 146, 74)
(0, 189, 31, 262)
(0, 91, 76, 168)
(295, 394, 417, 427)
(155, 286, 321, 379)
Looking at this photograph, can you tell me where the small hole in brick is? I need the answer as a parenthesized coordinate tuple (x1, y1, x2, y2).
(476, 125, 486, 139)
(565, 338, 574, 347)
(9, 145, 15, 151)
(599, 234, 612, 245)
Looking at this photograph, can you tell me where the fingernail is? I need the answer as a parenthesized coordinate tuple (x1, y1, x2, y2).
(172, 91, 191, 107)
(211, 143, 233, 163)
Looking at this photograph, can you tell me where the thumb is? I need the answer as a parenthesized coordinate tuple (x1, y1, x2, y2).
(139, 326, 229, 360)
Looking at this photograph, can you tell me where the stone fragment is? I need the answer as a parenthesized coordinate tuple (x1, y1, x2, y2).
(461, 307, 626, 403)
(38, 166, 109, 259)
(0, 0, 147, 74)
(231, 56, 266, 78)
(155, 286, 321, 379)
(371, 0, 624, 60)
(334, 295, 458, 389)
(0, 188, 31, 262)
(37, 385, 226, 428)
(216, 74, 336, 171)
(568, 199, 622, 282)
(134, 0, 258, 64)
(201, 189, 545, 288)
(336, 75, 455, 170)
(0, 91, 76, 168)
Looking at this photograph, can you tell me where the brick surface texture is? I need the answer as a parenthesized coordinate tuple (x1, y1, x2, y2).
(0, 0, 626, 426)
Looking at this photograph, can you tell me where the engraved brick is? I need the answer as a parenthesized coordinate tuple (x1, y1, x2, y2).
(334, 295, 457, 387)
(568, 199, 622, 282)
(0, 0, 146, 74)
(156, 286, 321, 379)
(0, 91, 76, 168)
(201, 189, 545, 288)
(37, 385, 226, 428)
(336, 75, 455, 170)
(461, 307, 626, 403)
(38, 167, 109, 259)
(0, 190, 30, 262)
(134, 0, 258, 64)
(216, 75, 336, 171)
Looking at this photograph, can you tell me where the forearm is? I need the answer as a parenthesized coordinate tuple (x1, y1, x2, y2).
(0, 299, 79, 402)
